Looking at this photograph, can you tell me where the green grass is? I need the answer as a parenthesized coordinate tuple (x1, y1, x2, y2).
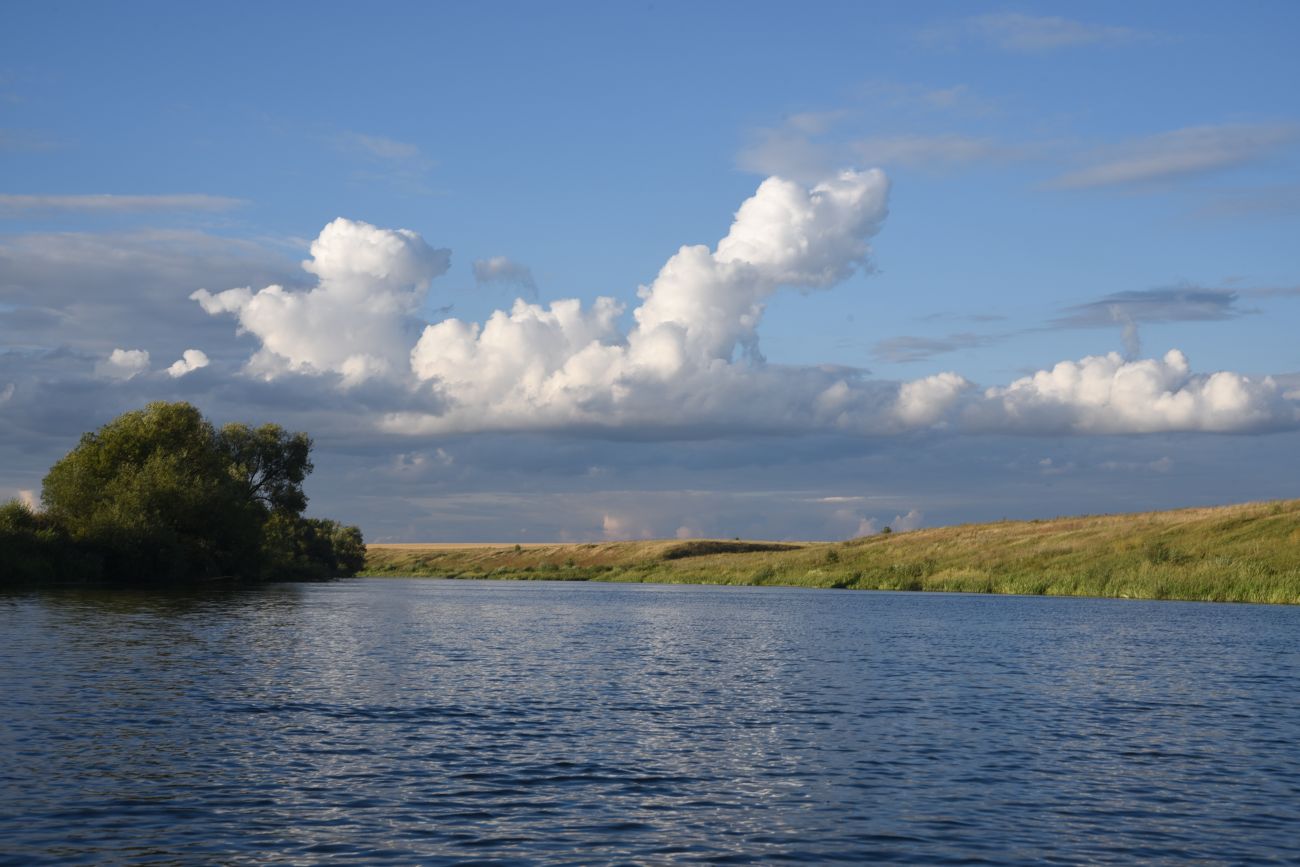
(362, 499, 1300, 604)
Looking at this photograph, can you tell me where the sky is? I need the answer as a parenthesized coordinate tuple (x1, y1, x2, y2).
(2, 1, 1298, 541)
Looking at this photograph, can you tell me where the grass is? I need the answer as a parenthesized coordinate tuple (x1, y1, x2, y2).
(361, 499, 1300, 605)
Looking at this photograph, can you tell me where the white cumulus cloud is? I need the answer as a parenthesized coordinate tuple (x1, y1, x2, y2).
(969, 349, 1293, 434)
(95, 348, 150, 380)
(890, 509, 925, 532)
(166, 348, 210, 378)
(194, 172, 1299, 439)
(400, 169, 893, 432)
(193, 217, 450, 387)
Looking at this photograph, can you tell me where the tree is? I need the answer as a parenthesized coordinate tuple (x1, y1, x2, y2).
(33, 401, 364, 584)
(42, 402, 261, 581)
(218, 423, 313, 515)
(0, 499, 99, 582)
(261, 515, 366, 580)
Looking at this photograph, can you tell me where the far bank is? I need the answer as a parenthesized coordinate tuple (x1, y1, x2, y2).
(362, 499, 1300, 605)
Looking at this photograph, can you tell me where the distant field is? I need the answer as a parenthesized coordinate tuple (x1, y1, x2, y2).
(363, 499, 1300, 604)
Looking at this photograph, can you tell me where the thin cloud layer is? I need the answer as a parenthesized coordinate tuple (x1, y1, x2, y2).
(0, 194, 245, 215)
(192, 171, 1299, 438)
(927, 13, 1142, 53)
(1050, 124, 1298, 189)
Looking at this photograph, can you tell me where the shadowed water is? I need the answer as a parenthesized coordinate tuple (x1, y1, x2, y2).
(2, 579, 1299, 864)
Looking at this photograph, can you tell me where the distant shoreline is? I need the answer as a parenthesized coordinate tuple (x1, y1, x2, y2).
(363, 499, 1300, 605)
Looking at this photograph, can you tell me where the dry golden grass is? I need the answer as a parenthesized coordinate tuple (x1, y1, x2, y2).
(363, 499, 1300, 604)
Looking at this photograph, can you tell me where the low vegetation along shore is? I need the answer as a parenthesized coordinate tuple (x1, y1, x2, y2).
(364, 499, 1300, 604)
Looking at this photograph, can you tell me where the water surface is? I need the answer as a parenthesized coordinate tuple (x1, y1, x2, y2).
(3, 579, 1299, 864)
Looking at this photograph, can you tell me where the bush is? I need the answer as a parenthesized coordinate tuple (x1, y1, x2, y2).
(0, 499, 102, 583)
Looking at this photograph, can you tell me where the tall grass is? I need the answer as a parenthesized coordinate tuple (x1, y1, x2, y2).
(362, 499, 1300, 604)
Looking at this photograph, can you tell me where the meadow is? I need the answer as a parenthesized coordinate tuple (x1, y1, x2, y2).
(364, 499, 1300, 604)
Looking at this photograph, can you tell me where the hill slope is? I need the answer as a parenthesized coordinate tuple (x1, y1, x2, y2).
(363, 499, 1300, 604)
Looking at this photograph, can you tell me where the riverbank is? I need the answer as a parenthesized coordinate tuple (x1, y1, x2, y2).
(363, 499, 1300, 604)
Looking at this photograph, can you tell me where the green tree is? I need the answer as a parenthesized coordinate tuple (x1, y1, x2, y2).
(41, 402, 262, 581)
(218, 422, 313, 515)
(0, 499, 100, 582)
(34, 401, 364, 584)
(261, 514, 366, 580)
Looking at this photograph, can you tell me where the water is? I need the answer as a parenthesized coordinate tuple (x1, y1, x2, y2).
(2, 579, 1299, 865)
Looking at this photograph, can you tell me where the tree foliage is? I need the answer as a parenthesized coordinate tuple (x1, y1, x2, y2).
(11, 401, 364, 585)
(218, 423, 313, 515)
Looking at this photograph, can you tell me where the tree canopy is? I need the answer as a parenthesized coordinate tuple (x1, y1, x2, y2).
(4, 401, 363, 585)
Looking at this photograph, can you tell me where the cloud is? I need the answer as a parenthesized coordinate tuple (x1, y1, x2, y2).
(1049, 124, 1298, 189)
(970, 350, 1294, 434)
(1193, 184, 1300, 220)
(894, 372, 972, 427)
(95, 348, 150, 381)
(190, 171, 1298, 440)
(602, 512, 654, 540)
(890, 509, 924, 532)
(473, 255, 538, 298)
(1245, 284, 1300, 299)
(1052, 285, 1253, 359)
(337, 132, 435, 191)
(850, 134, 1028, 170)
(402, 169, 894, 431)
(193, 218, 451, 387)
(740, 126, 1024, 181)
(341, 132, 423, 162)
(873, 332, 1003, 363)
(0, 194, 246, 216)
(166, 348, 210, 378)
(929, 13, 1142, 53)
(853, 517, 879, 537)
(1054, 287, 1247, 328)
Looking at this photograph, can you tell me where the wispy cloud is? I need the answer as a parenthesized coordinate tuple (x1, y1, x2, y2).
(851, 134, 1031, 170)
(854, 80, 997, 117)
(1052, 285, 1251, 357)
(1244, 284, 1300, 299)
(876, 285, 1258, 364)
(740, 125, 1028, 180)
(337, 131, 435, 191)
(341, 132, 423, 162)
(927, 12, 1143, 53)
(0, 193, 246, 216)
(1049, 124, 1298, 190)
(1052, 286, 1250, 329)
(1193, 184, 1300, 220)
(873, 332, 1004, 363)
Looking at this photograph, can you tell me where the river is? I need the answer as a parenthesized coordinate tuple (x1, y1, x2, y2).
(2, 578, 1298, 864)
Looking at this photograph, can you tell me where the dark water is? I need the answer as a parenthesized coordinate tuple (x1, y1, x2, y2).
(3, 580, 1299, 865)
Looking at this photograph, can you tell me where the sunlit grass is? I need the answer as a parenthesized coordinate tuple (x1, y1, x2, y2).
(362, 499, 1300, 604)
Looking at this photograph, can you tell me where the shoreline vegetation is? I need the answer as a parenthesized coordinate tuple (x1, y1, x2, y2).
(363, 499, 1300, 605)
(1, 402, 363, 586)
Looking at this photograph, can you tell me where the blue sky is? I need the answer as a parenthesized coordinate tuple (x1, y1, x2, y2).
(2, 2, 1298, 540)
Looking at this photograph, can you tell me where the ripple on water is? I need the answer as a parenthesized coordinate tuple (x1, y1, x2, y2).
(2, 580, 1299, 865)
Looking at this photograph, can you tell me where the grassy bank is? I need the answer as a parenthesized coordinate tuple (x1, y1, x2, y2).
(363, 499, 1300, 604)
